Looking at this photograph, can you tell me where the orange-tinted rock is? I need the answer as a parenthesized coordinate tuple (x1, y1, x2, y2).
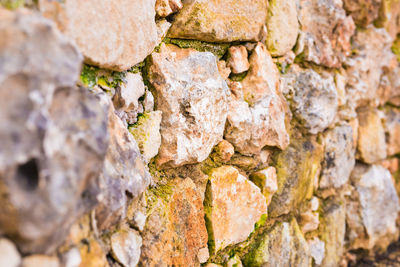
(343, 0, 381, 26)
(226, 45, 249, 74)
(79, 239, 109, 267)
(155, 0, 182, 17)
(205, 166, 268, 253)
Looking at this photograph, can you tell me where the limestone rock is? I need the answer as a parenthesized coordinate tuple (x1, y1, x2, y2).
(140, 178, 208, 266)
(297, 0, 355, 68)
(343, 0, 382, 26)
(250, 167, 278, 205)
(111, 228, 142, 267)
(156, 0, 182, 17)
(226, 45, 249, 74)
(79, 239, 109, 267)
(347, 164, 400, 251)
(357, 107, 387, 164)
(282, 66, 338, 134)
(320, 124, 355, 189)
(129, 111, 162, 162)
(383, 107, 400, 156)
(148, 44, 229, 168)
(243, 218, 310, 267)
(39, 0, 158, 70)
(266, 0, 299, 56)
(21, 255, 59, 267)
(95, 103, 151, 232)
(168, 0, 268, 42)
(0, 238, 21, 267)
(205, 166, 268, 253)
(268, 135, 324, 217)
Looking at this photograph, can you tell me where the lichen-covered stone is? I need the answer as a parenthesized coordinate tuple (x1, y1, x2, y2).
(343, 0, 381, 26)
(297, 0, 355, 68)
(320, 123, 355, 189)
(266, 0, 299, 56)
(148, 44, 229, 168)
(111, 228, 142, 267)
(282, 66, 338, 134)
(268, 135, 324, 217)
(383, 107, 400, 156)
(347, 164, 400, 251)
(129, 111, 162, 162)
(168, 0, 268, 42)
(140, 178, 208, 266)
(39, 0, 158, 70)
(243, 218, 310, 267)
(357, 107, 387, 164)
(205, 166, 268, 253)
(0, 238, 21, 267)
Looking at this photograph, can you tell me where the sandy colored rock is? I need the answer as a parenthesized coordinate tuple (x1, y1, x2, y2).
(217, 60, 231, 80)
(39, 0, 158, 70)
(213, 140, 235, 163)
(343, 0, 382, 26)
(243, 218, 310, 267)
(168, 0, 268, 42)
(129, 111, 162, 162)
(140, 178, 208, 266)
(299, 210, 319, 234)
(250, 167, 278, 205)
(79, 239, 109, 267)
(21, 255, 59, 267)
(266, 0, 299, 56)
(268, 135, 324, 217)
(320, 123, 355, 189)
(297, 0, 355, 68)
(156, 0, 182, 17)
(205, 166, 268, 253)
(357, 107, 387, 164)
(383, 107, 400, 156)
(111, 228, 142, 267)
(347, 164, 400, 251)
(0, 238, 21, 267)
(226, 45, 249, 74)
(148, 44, 229, 168)
(282, 66, 338, 134)
(376, 0, 400, 38)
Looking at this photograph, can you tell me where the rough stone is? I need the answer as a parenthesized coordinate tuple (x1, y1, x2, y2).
(250, 167, 278, 205)
(39, 0, 158, 70)
(168, 0, 268, 42)
(343, 0, 382, 26)
(148, 44, 229, 168)
(320, 123, 355, 189)
(383, 107, 400, 156)
(21, 255, 59, 267)
(217, 60, 231, 80)
(299, 210, 319, 234)
(226, 45, 249, 74)
(376, 0, 400, 38)
(111, 228, 142, 267)
(205, 166, 268, 253)
(308, 237, 325, 266)
(357, 107, 387, 164)
(140, 178, 208, 266)
(347, 164, 400, 251)
(268, 135, 324, 217)
(243, 218, 310, 267)
(78, 239, 109, 267)
(266, 0, 299, 56)
(0, 238, 21, 267)
(282, 66, 338, 134)
(155, 0, 182, 17)
(129, 111, 162, 162)
(212, 140, 235, 163)
(297, 0, 355, 68)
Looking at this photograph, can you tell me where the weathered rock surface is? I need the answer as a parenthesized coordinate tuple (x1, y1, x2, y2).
(140, 178, 208, 266)
(320, 124, 355, 189)
(168, 0, 268, 42)
(383, 107, 400, 156)
(268, 135, 324, 217)
(212, 140, 235, 163)
(266, 0, 299, 56)
(243, 218, 310, 267)
(205, 166, 268, 253)
(357, 107, 387, 164)
(226, 45, 249, 74)
(376, 0, 400, 38)
(39, 0, 158, 70)
(297, 0, 355, 68)
(0, 238, 21, 267)
(343, 0, 381, 26)
(155, 0, 182, 17)
(111, 228, 142, 267)
(148, 44, 229, 168)
(282, 66, 338, 134)
(250, 167, 278, 205)
(347, 164, 400, 251)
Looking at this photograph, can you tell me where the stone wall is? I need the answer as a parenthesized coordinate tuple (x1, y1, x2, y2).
(0, 0, 400, 266)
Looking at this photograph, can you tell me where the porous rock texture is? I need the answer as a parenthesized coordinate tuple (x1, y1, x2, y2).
(1, 0, 400, 266)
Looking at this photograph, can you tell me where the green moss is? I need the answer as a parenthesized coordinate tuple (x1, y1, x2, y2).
(392, 35, 400, 63)
(1, 0, 24, 9)
(203, 180, 216, 255)
(79, 64, 126, 89)
(164, 38, 230, 59)
(229, 71, 248, 81)
(275, 62, 290, 74)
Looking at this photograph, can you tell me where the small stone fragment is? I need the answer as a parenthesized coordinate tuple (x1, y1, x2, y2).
(205, 166, 268, 253)
(0, 238, 21, 267)
(226, 45, 250, 74)
(132, 211, 147, 232)
(197, 247, 209, 264)
(168, 0, 268, 42)
(21, 255, 59, 267)
(111, 228, 142, 267)
(266, 0, 299, 56)
(308, 237, 325, 266)
(148, 44, 230, 168)
(250, 167, 278, 205)
(226, 255, 243, 267)
(357, 107, 387, 164)
(62, 247, 81, 267)
(78, 239, 109, 267)
(155, 0, 182, 17)
(376, 0, 400, 38)
(143, 90, 155, 113)
(282, 66, 338, 134)
(217, 60, 231, 80)
(383, 107, 400, 156)
(343, 0, 382, 26)
(156, 18, 172, 44)
(213, 140, 235, 163)
(299, 210, 319, 234)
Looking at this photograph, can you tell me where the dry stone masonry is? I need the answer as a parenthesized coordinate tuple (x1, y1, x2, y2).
(1, 0, 400, 266)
